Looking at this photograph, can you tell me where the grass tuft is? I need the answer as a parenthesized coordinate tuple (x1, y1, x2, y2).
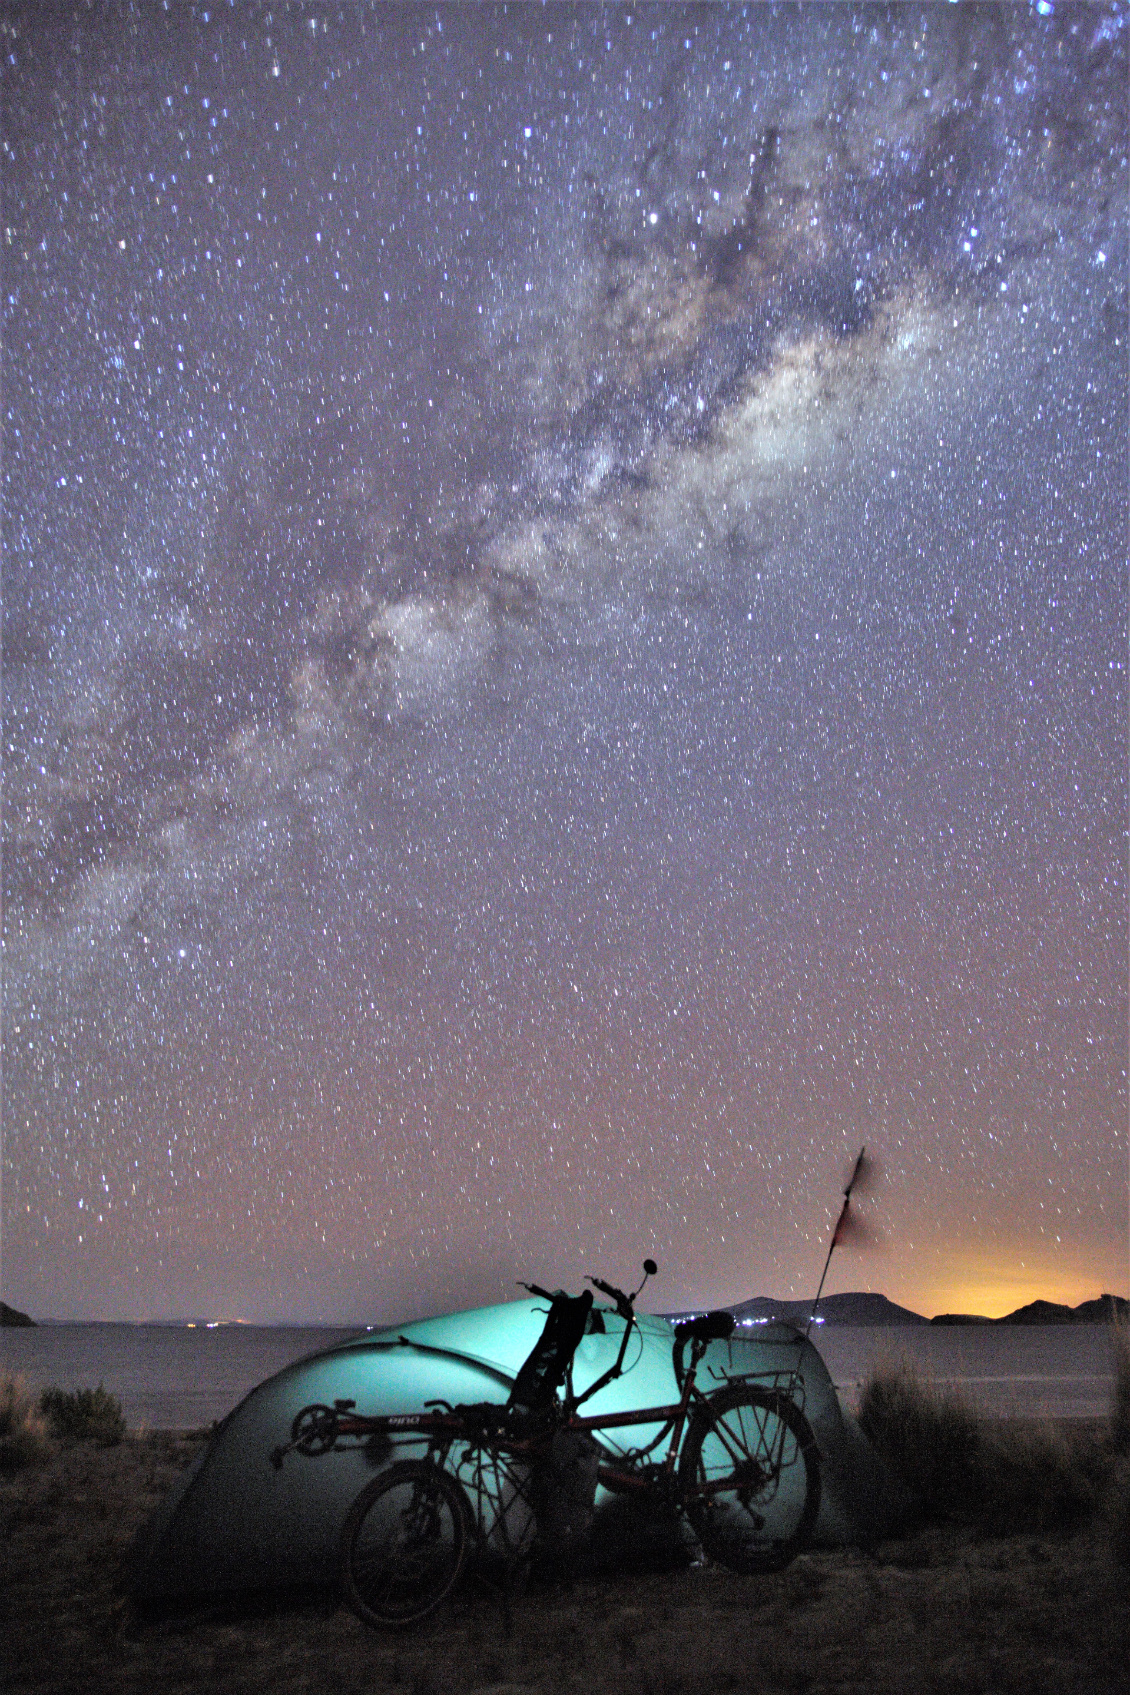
(39, 1383, 127, 1447)
(0, 1373, 51, 1472)
(1110, 1459, 1130, 1568)
(857, 1359, 982, 1522)
(976, 1419, 1098, 1534)
(858, 1359, 1097, 1535)
(1110, 1314, 1130, 1455)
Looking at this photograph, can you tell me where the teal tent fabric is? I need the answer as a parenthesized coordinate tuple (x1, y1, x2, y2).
(128, 1297, 898, 1599)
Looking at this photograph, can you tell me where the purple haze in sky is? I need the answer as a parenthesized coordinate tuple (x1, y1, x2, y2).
(2, 3, 1126, 1322)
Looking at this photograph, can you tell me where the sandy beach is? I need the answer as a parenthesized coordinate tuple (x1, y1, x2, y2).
(3, 1428, 1128, 1695)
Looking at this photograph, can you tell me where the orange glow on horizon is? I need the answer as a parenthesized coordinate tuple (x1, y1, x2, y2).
(894, 1255, 1126, 1321)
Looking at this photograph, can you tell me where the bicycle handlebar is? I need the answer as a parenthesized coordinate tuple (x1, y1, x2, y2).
(518, 1281, 557, 1302)
(587, 1274, 635, 1321)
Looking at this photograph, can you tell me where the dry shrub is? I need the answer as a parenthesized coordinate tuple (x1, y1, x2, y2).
(857, 1359, 982, 1522)
(40, 1383, 126, 1446)
(858, 1361, 1096, 1534)
(976, 1420, 1097, 1535)
(0, 1372, 51, 1472)
(1110, 1315, 1130, 1455)
(622, 1667, 696, 1695)
(1109, 1459, 1130, 1567)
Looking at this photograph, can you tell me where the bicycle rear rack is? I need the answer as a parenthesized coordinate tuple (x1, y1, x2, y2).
(708, 1366, 808, 1412)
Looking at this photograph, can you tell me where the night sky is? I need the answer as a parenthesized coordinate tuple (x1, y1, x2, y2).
(2, 3, 1126, 1325)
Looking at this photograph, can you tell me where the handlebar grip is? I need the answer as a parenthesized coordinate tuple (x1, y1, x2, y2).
(589, 1276, 634, 1321)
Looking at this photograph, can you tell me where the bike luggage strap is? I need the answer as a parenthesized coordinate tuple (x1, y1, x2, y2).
(449, 1401, 514, 1441)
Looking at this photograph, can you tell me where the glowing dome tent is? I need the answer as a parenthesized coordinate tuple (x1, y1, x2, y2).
(128, 1296, 897, 1600)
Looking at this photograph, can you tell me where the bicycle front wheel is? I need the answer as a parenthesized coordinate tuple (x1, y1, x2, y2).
(339, 1460, 470, 1628)
(678, 1385, 820, 1574)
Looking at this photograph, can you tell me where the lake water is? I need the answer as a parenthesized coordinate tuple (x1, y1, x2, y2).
(0, 1321, 1121, 1428)
(0, 1324, 360, 1429)
(810, 1324, 1120, 1420)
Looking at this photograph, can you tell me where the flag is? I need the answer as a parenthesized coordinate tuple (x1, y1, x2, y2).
(830, 1149, 882, 1250)
(805, 1146, 882, 1337)
(830, 1196, 879, 1249)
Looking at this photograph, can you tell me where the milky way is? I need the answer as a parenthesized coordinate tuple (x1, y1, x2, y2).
(2, 3, 1126, 1322)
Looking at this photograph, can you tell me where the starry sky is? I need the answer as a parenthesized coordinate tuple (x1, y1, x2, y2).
(2, 3, 1126, 1325)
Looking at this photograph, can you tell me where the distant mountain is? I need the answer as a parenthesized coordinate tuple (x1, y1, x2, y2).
(1073, 1294, 1129, 1323)
(666, 1290, 1130, 1328)
(1, 1299, 35, 1327)
(997, 1294, 1129, 1325)
(931, 1293, 1129, 1326)
(994, 1299, 1077, 1325)
(665, 1291, 929, 1327)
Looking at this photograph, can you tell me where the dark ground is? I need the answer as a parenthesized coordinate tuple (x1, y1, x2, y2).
(2, 1431, 1128, 1695)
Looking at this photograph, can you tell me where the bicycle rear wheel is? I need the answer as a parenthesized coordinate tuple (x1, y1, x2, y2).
(339, 1460, 470, 1627)
(678, 1385, 820, 1573)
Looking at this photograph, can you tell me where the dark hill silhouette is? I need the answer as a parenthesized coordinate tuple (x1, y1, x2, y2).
(1, 1299, 35, 1327)
(932, 1293, 1128, 1325)
(666, 1292, 1129, 1328)
(998, 1294, 1128, 1325)
(995, 1299, 1076, 1325)
(664, 1292, 929, 1326)
(734, 1291, 929, 1326)
(1073, 1294, 1128, 1322)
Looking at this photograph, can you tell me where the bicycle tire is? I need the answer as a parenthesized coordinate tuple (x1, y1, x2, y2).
(678, 1385, 820, 1573)
(339, 1460, 470, 1628)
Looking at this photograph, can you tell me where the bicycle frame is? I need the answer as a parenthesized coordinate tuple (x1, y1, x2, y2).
(273, 1317, 806, 1501)
(272, 1271, 824, 1626)
(575, 1363, 808, 1494)
(569, 1337, 708, 1485)
(274, 1290, 824, 1635)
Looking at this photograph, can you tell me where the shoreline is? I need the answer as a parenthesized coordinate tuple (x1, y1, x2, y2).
(6, 1322, 1122, 1430)
(6, 1314, 1127, 1329)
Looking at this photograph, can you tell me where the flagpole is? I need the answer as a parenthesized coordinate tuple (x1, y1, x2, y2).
(805, 1147, 866, 1341)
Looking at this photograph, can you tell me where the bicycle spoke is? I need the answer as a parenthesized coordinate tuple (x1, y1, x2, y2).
(340, 1462, 469, 1628)
(679, 1387, 820, 1574)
